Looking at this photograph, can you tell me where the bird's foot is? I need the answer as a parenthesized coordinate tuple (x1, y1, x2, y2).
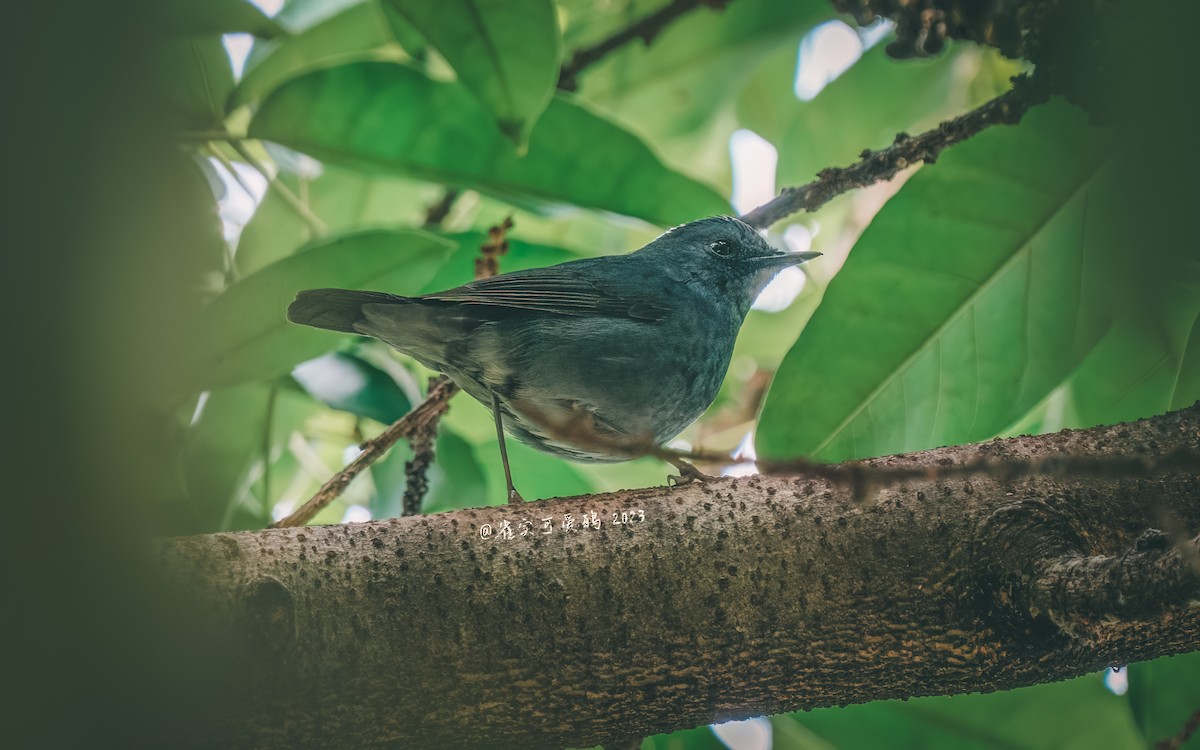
(666, 457, 715, 487)
(507, 487, 526, 504)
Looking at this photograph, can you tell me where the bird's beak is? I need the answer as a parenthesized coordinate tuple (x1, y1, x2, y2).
(757, 250, 822, 267)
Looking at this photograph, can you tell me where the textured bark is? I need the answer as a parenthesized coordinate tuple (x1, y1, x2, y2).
(160, 407, 1200, 749)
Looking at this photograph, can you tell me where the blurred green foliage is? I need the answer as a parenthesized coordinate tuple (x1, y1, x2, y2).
(145, 0, 1200, 745)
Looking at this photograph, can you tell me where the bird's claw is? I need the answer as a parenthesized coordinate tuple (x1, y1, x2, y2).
(667, 459, 714, 487)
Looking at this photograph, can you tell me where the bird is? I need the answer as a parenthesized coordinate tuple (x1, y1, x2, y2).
(286, 216, 820, 503)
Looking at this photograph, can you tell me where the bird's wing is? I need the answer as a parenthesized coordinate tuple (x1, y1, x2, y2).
(423, 262, 671, 321)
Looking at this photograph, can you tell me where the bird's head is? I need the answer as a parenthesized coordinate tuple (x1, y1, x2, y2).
(638, 216, 821, 314)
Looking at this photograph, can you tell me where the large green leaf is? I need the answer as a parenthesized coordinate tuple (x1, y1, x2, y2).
(1067, 204, 1200, 425)
(176, 228, 452, 394)
(1070, 284, 1200, 426)
(383, 0, 559, 145)
(228, 0, 424, 111)
(248, 61, 729, 226)
(184, 380, 317, 533)
(235, 165, 436, 277)
(578, 0, 832, 139)
(1129, 652, 1200, 749)
(757, 101, 1120, 462)
(777, 672, 1142, 750)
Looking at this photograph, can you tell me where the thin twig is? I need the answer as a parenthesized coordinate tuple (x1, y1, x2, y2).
(557, 0, 732, 91)
(270, 378, 460, 528)
(739, 73, 1052, 229)
(227, 139, 328, 236)
(422, 187, 461, 228)
(1157, 706, 1200, 750)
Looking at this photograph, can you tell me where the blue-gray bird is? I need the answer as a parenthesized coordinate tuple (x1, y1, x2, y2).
(287, 216, 819, 502)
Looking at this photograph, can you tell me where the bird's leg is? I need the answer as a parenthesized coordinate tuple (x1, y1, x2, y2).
(492, 393, 524, 504)
(661, 452, 717, 487)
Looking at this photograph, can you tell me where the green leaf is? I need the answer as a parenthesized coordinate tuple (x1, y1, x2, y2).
(420, 231, 586, 292)
(1129, 652, 1200, 749)
(155, 0, 283, 38)
(383, 0, 560, 145)
(155, 36, 236, 129)
(1070, 286, 1200, 425)
(293, 350, 412, 423)
(248, 61, 729, 226)
(777, 672, 1142, 750)
(773, 46, 970, 186)
(641, 724, 729, 750)
(275, 0, 359, 31)
(757, 101, 1120, 462)
(478, 436, 595, 503)
(176, 228, 452, 395)
(228, 0, 422, 111)
(235, 165, 437, 277)
(184, 381, 317, 533)
(578, 0, 832, 138)
(1067, 202, 1200, 425)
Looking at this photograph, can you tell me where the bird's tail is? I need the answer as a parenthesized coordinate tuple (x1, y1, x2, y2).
(286, 288, 409, 334)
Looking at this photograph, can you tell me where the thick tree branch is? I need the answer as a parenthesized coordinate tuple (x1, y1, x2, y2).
(740, 73, 1051, 228)
(1033, 531, 1200, 629)
(163, 405, 1200, 748)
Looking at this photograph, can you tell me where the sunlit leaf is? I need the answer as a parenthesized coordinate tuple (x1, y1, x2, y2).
(578, 0, 832, 138)
(248, 61, 729, 225)
(293, 350, 412, 424)
(758, 101, 1121, 461)
(229, 0, 423, 111)
(235, 165, 436, 277)
(176, 228, 452, 394)
(383, 0, 560, 144)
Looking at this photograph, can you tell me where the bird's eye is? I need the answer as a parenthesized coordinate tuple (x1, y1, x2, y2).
(709, 239, 734, 258)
